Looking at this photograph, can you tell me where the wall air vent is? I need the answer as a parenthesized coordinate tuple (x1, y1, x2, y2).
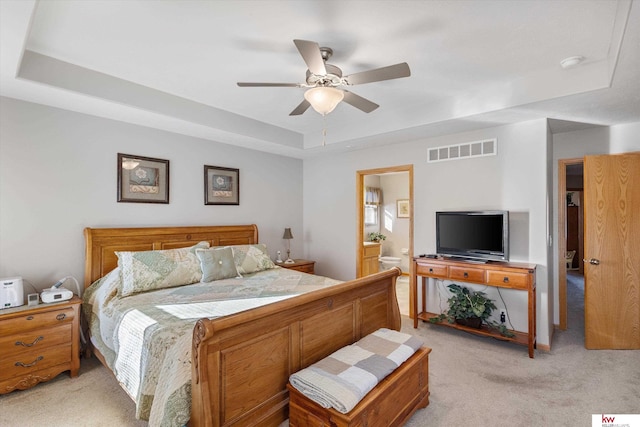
(427, 138, 497, 163)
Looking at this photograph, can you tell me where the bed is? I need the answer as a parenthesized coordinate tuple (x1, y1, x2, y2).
(83, 224, 402, 427)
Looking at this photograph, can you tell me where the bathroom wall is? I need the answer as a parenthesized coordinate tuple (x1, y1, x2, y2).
(379, 173, 410, 272)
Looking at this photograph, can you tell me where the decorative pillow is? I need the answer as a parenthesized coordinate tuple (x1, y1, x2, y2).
(116, 241, 210, 297)
(195, 247, 241, 282)
(228, 243, 276, 274)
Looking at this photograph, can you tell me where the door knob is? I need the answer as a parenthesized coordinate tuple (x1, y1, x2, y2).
(583, 258, 600, 265)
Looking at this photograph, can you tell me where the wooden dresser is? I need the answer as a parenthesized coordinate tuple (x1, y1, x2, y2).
(0, 296, 81, 394)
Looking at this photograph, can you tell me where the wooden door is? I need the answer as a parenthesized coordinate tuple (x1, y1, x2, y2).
(584, 152, 640, 349)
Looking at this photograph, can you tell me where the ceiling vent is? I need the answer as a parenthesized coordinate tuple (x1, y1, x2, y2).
(427, 138, 497, 163)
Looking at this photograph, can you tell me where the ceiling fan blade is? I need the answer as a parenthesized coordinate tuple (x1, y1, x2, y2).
(289, 99, 311, 116)
(342, 90, 379, 113)
(237, 82, 301, 87)
(293, 39, 327, 76)
(344, 62, 411, 85)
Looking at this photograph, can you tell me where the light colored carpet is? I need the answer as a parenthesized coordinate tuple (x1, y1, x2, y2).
(2, 273, 638, 426)
(396, 275, 410, 316)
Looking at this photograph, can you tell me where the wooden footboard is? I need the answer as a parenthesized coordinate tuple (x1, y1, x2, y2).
(190, 268, 402, 427)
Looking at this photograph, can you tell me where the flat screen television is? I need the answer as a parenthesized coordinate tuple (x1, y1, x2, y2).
(436, 210, 509, 262)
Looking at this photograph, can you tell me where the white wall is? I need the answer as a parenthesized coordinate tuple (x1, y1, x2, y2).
(610, 122, 640, 153)
(0, 97, 303, 292)
(304, 119, 552, 345)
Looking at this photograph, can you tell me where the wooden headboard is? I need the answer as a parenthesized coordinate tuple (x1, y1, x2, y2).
(83, 224, 259, 288)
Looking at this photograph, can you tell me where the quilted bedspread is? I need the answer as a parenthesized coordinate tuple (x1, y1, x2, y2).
(83, 267, 341, 427)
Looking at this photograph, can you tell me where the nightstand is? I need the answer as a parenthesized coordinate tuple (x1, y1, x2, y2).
(0, 296, 81, 394)
(278, 259, 315, 274)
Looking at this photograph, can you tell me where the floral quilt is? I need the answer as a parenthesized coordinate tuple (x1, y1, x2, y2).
(83, 266, 341, 427)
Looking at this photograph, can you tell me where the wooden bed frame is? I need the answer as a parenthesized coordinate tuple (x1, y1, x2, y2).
(84, 225, 402, 427)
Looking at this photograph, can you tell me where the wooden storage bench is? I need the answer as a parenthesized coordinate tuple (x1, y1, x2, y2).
(287, 346, 431, 427)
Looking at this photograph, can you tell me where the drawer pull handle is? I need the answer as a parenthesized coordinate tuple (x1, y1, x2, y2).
(26, 316, 34, 321)
(56, 313, 66, 321)
(15, 356, 43, 368)
(429, 268, 433, 273)
(15, 336, 44, 347)
(463, 272, 469, 278)
(503, 277, 509, 283)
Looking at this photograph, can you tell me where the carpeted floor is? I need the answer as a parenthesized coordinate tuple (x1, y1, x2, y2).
(2, 272, 639, 426)
(396, 275, 410, 316)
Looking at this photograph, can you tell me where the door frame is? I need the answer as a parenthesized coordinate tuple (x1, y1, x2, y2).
(558, 157, 583, 330)
(356, 164, 414, 278)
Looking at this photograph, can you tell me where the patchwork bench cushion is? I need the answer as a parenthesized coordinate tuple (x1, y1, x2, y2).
(289, 328, 423, 414)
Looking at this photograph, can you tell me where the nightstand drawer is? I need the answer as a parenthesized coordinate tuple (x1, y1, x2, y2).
(280, 260, 315, 274)
(291, 264, 315, 274)
(1, 343, 71, 380)
(0, 307, 75, 334)
(0, 324, 72, 358)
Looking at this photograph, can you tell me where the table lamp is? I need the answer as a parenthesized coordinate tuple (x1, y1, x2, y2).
(283, 228, 294, 264)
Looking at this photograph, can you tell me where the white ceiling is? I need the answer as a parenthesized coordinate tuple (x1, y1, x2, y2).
(1, 0, 638, 159)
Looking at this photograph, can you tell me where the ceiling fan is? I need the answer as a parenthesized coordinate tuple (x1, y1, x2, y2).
(237, 39, 411, 116)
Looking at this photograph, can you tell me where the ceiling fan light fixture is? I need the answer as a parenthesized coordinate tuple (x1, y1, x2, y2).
(304, 87, 344, 115)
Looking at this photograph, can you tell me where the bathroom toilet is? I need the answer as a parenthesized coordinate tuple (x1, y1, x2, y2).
(379, 256, 402, 270)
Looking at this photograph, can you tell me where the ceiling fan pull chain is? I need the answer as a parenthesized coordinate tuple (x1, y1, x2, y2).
(322, 114, 327, 146)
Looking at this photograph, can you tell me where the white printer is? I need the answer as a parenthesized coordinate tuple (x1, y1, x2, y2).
(0, 276, 24, 309)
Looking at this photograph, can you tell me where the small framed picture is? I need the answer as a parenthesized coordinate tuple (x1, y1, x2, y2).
(397, 199, 410, 218)
(117, 153, 169, 203)
(204, 165, 239, 205)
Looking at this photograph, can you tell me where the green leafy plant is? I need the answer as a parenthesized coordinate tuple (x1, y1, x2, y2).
(429, 283, 514, 338)
(368, 232, 386, 242)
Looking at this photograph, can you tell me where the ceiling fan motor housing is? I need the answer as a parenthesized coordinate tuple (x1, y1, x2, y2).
(306, 64, 343, 86)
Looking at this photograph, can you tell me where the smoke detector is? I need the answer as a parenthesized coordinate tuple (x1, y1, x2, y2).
(560, 56, 584, 69)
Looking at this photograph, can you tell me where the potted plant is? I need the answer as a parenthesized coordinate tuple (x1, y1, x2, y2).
(429, 284, 514, 337)
(368, 232, 386, 243)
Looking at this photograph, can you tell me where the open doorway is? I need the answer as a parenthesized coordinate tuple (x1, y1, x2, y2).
(558, 158, 584, 330)
(356, 165, 414, 279)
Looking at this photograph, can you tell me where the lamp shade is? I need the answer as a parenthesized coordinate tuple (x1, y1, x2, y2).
(304, 87, 344, 115)
(282, 228, 293, 239)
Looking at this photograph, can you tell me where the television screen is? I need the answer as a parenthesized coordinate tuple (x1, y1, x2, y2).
(436, 211, 509, 261)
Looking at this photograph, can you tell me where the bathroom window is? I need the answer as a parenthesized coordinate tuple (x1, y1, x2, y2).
(364, 187, 381, 225)
(365, 205, 378, 225)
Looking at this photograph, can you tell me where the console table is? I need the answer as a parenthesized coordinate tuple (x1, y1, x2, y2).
(412, 257, 537, 358)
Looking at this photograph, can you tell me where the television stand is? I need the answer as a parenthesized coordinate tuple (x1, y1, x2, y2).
(412, 257, 537, 358)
